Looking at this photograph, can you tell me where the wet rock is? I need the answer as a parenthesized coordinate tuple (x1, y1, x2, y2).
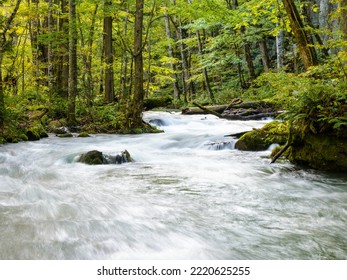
(78, 150, 105, 165)
(78, 132, 90, 137)
(78, 150, 132, 165)
(235, 121, 288, 151)
(289, 133, 347, 172)
(57, 133, 73, 138)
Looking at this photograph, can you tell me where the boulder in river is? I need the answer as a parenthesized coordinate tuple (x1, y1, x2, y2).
(78, 150, 132, 165)
(235, 121, 288, 151)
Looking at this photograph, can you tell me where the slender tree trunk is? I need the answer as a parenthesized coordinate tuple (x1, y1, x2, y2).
(164, 11, 180, 100)
(55, 0, 69, 98)
(276, 28, 284, 70)
(145, 37, 152, 98)
(241, 26, 256, 83)
(196, 30, 215, 102)
(67, 0, 77, 127)
(103, 0, 115, 103)
(47, 0, 53, 91)
(341, 0, 347, 50)
(120, 3, 129, 101)
(282, 0, 318, 69)
(177, 18, 190, 103)
(0, 0, 22, 129)
(130, 0, 145, 128)
(0, 50, 4, 129)
(319, 0, 330, 44)
(259, 39, 270, 72)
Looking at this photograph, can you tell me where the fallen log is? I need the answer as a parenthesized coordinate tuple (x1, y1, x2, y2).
(182, 105, 227, 115)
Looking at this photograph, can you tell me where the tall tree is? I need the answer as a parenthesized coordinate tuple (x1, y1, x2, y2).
(163, 10, 180, 100)
(129, 0, 145, 128)
(103, 0, 115, 102)
(67, 0, 78, 126)
(282, 0, 318, 69)
(341, 0, 347, 50)
(0, 0, 22, 129)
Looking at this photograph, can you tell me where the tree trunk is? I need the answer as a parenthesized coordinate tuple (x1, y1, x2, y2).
(129, 0, 145, 128)
(282, 0, 318, 69)
(177, 18, 190, 103)
(0, 0, 22, 129)
(120, 4, 129, 101)
(67, 0, 77, 127)
(259, 38, 270, 72)
(196, 30, 215, 102)
(276, 27, 284, 70)
(0, 50, 4, 129)
(319, 0, 330, 44)
(164, 11, 180, 100)
(341, 0, 347, 50)
(103, 0, 115, 103)
(55, 0, 69, 98)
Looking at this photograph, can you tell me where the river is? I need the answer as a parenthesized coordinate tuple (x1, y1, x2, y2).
(0, 111, 346, 259)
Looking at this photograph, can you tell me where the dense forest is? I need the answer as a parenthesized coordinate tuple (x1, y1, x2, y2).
(0, 0, 346, 167)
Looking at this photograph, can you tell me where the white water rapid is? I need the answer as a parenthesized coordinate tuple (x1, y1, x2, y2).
(0, 111, 346, 259)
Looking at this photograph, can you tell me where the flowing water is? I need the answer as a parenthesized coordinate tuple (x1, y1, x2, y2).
(0, 111, 346, 260)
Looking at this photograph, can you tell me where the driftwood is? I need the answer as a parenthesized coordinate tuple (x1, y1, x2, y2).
(271, 142, 290, 164)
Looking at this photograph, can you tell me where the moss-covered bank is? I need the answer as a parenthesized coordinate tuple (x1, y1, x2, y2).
(289, 133, 347, 172)
(235, 121, 347, 172)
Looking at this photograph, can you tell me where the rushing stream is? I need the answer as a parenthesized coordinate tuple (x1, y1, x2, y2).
(0, 111, 346, 260)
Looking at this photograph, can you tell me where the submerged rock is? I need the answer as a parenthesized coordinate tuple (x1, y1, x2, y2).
(235, 121, 288, 151)
(78, 150, 132, 165)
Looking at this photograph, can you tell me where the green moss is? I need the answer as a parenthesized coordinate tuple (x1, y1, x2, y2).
(57, 133, 73, 138)
(289, 133, 347, 172)
(78, 132, 90, 137)
(235, 121, 288, 151)
(26, 122, 48, 141)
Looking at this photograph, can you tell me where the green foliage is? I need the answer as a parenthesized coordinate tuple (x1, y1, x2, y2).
(283, 80, 347, 136)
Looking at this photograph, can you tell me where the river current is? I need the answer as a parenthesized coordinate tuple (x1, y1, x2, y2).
(0, 111, 346, 259)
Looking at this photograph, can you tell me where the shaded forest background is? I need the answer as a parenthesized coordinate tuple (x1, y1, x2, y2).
(0, 0, 346, 143)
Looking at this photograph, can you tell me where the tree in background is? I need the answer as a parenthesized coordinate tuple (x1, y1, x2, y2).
(67, 0, 78, 127)
(0, 0, 22, 130)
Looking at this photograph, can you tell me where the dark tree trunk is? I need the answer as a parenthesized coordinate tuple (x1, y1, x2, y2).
(67, 0, 77, 127)
(0, 0, 22, 129)
(164, 11, 180, 100)
(103, 0, 114, 103)
(129, 0, 145, 128)
(341, 0, 347, 50)
(259, 39, 270, 72)
(196, 30, 215, 103)
(282, 0, 318, 69)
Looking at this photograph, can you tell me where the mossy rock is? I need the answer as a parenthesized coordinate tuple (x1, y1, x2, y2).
(26, 122, 48, 141)
(78, 132, 90, 137)
(235, 121, 288, 151)
(78, 150, 132, 165)
(57, 133, 73, 138)
(78, 150, 105, 165)
(289, 133, 347, 172)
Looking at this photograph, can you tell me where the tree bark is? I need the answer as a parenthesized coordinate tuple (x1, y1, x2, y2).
(103, 0, 115, 103)
(67, 0, 78, 127)
(164, 11, 180, 100)
(282, 0, 318, 69)
(259, 39, 270, 72)
(129, 0, 145, 128)
(196, 30, 215, 102)
(341, 0, 347, 50)
(0, 0, 22, 129)
(276, 28, 284, 70)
